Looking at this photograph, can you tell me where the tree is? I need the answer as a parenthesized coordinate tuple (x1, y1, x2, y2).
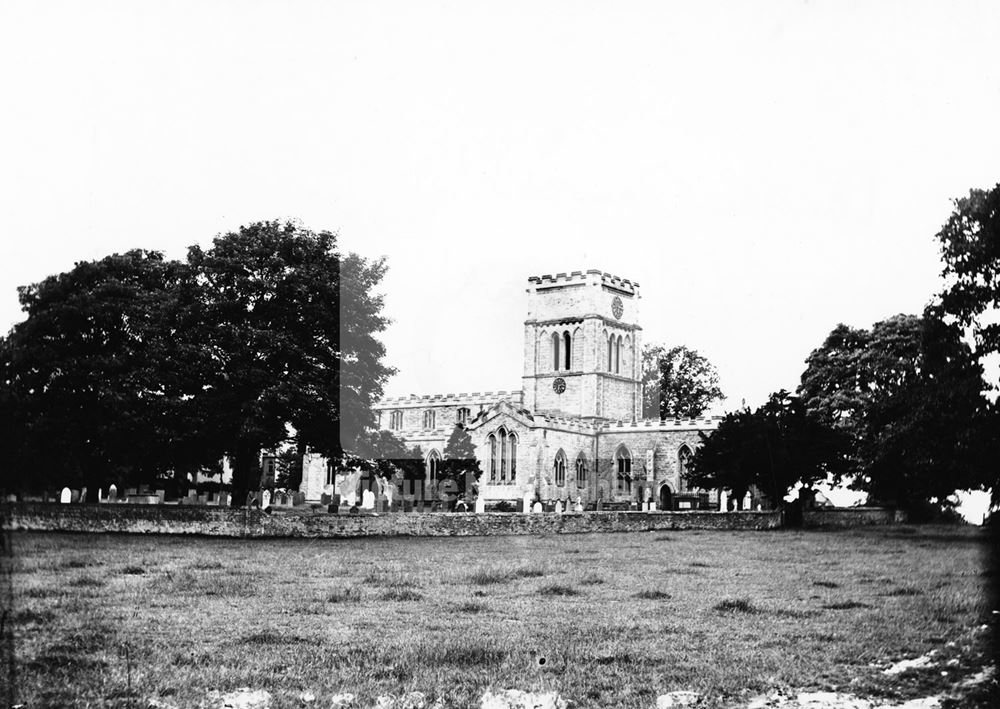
(936, 183, 1000, 367)
(439, 424, 483, 505)
(641, 344, 723, 420)
(685, 391, 847, 507)
(0, 251, 213, 496)
(182, 221, 395, 506)
(798, 313, 996, 515)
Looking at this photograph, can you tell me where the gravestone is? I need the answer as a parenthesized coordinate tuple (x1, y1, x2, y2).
(743, 493, 752, 510)
(155, 489, 165, 505)
(79, 487, 87, 503)
(108, 484, 118, 502)
(718, 491, 728, 513)
(554, 500, 562, 515)
(361, 489, 375, 511)
(475, 496, 486, 514)
(522, 493, 532, 513)
(60, 487, 71, 504)
(532, 501, 542, 514)
(261, 490, 271, 510)
(574, 497, 584, 513)
(70, 489, 81, 503)
(218, 492, 229, 507)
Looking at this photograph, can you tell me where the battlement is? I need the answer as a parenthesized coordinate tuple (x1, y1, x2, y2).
(376, 390, 524, 409)
(527, 269, 639, 296)
(598, 416, 722, 432)
(535, 414, 602, 433)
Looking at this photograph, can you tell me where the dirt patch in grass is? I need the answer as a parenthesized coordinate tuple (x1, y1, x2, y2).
(714, 598, 761, 614)
(122, 565, 146, 575)
(580, 573, 604, 586)
(454, 601, 488, 613)
(538, 583, 580, 597)
(380, 588, 423, 602)
(634, 589, 671, 600)
(468, 567, 511, 585)
(823, 600, 872, 610)
(242, 631, 314, 646)
(68, 575, 105, 588)
(328, 587, 362, 603)
(813, 580, 840, 588)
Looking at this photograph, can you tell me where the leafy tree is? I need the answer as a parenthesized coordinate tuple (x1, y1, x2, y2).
(936, 183, 1000, 367)
(641, 344, 723, 419)
(0, 251, 211, 496)
(798, 313, 996, 514)
(440, 424, 483, 504)
(686, 391, 846, 506)
(183, 221, 395, 505)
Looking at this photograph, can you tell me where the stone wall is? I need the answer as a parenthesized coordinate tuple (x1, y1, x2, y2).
(1, 502, 782, 538)
(802, 507, 906, 528)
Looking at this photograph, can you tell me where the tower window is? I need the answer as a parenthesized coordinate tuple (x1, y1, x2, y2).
(499, 428, 508, 481)
(563, 331, 571, 371)
(423, 410, 436, 429)
(678, 445, 692, 492)
(615, 335, 622, 374)
(606, 332, 613, 373)
(552, 332, 561, 372)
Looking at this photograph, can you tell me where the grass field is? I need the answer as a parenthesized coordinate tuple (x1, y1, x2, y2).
(3, 525, 995, 708)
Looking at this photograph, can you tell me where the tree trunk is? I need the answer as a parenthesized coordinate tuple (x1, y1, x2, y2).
(230, 441, 259, 508)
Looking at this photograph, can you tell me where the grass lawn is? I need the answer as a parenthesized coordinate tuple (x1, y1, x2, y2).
(3, 525, 994, 708)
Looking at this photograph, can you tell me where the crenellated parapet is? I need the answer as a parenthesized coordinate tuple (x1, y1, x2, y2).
(376, 390, 524, 410)
(527, 269, 639, 297)
(598, 416, 722, 433)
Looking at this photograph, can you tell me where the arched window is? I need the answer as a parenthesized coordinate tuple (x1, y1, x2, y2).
(426, 450, 441, 486)
(389, 411, 403, 430)
(623, 335, 631, 376)
(616, 446, 632, 495)
(488, 434, 498, 482)
(553, 449, 567, 486)
(508, 433, 517, 482)
(678, 445, 692, 492)
(326, 460, 336, 486)
(575, 454, 587, 487)
(499, 428, 508, 482)
(606, 331, 613, 372)
(552, 332, 561, 372)
(615, 335, 622, 374)
(457, 407, 470, 425)
(563, 331, 572, 371)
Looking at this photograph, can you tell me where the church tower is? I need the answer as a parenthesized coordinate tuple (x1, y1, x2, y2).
(522, 270, 642, 421)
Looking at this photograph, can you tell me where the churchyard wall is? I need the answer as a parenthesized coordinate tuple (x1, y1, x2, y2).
(1, 502, 782, 538)
(802, 507, 906, 527)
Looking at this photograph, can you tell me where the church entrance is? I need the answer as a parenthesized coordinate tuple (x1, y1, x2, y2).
(658, 484, 673, 511)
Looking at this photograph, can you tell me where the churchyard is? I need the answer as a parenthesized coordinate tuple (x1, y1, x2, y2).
(5, 525, 995, 708)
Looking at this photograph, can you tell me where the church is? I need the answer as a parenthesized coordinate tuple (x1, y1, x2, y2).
(301, 269, 725, 511)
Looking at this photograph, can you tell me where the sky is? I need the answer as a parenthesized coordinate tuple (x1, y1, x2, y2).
(2, 1, 998, 517)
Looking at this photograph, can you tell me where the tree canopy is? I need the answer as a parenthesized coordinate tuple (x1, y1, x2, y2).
(641, 344, 723, 420)
(440, 424, 482, 505)
(798, 312, 996, 515)
(1, 222, 395, 505)
(685, 390, 847, 506)
(936, 183, 1000, 365)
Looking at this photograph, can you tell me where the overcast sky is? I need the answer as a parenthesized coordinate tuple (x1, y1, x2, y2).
(2, 0, 999, 414)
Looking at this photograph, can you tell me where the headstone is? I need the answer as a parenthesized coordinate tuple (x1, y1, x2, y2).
(108, 484, 118, 502)
(261, 490, 271, 510)
(574, 498, 584, 513)
(60, 487, 71, 504)
(361, 489, 375, 510)
(718, 491, 727, 513)
(97, 488, 104, 503)
(155, 489, 165, 505)
(79, 487, 87, 503)
(522, 493, 532, 514)
(475, 496, 486, 514)
(70, 489, 81, 504)
(532, 501, 542, 514)
(743, 492, 752, 511)
(554, 500, 562, 514)
(218, 492, 229, 507)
